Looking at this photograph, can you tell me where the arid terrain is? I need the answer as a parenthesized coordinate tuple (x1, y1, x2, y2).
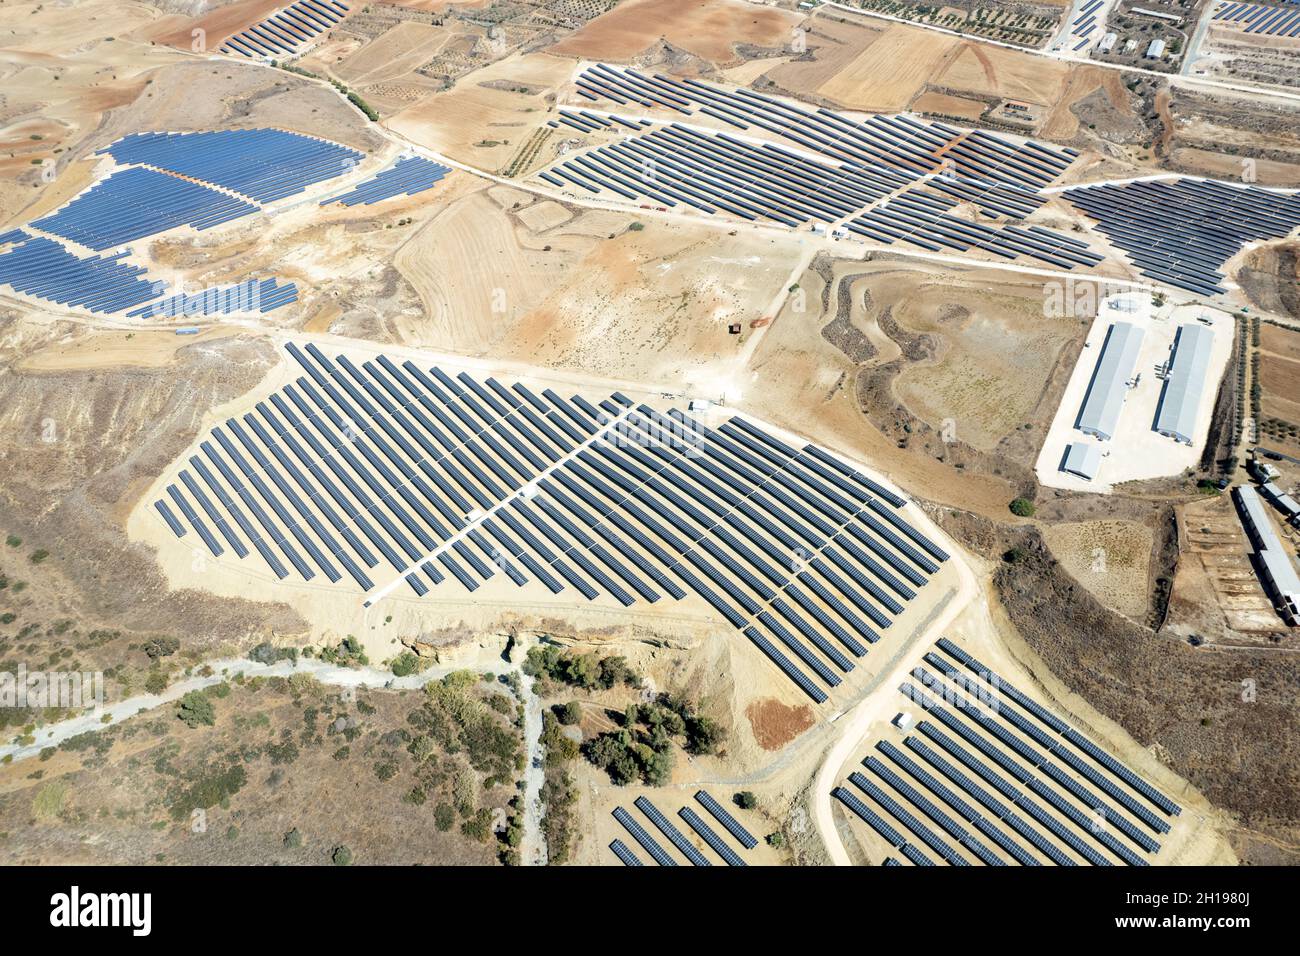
(0, 0, 1297, 878)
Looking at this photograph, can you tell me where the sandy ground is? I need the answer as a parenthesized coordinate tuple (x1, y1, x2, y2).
(386, 53, 578, 171)
(546, 0, 804, 68)
(1040, 519, 1154, 620)
(16, 327, 242, 371)
(0, 0, 190, 218)
(1035, 299, 1236, 493)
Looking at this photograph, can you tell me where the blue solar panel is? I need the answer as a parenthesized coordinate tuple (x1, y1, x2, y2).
(33, 166, 258, 250)
(100, 129, 363, 203)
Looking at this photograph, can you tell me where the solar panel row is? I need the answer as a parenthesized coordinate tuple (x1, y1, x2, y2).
(1064, 178, 1300, 295)
(321, 155, 450, 207)
(125, 278, 297, 318)
(32, 166, 259, 251)
(611, 793, 756, 867)
(848, 192, 1104, 270)
(153, 344, 946, 698)
(220, 0, 350, 58)
(1214, 1, 1300, 36)
(575, 64, 1077, 192)
(100, 128, 364, 203)
(0, 236, 159, 314)
(833, 637, 1183, 865)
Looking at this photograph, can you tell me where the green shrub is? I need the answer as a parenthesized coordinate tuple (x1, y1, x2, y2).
(1009, 498, 1036, 518)
(176, 690, 215, 728)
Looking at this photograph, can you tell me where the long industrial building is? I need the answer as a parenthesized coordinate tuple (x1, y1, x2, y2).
(1234, 484, 1300, 626)
(1154, 323, 1215, 444)
(1076, 322, 1146, 440)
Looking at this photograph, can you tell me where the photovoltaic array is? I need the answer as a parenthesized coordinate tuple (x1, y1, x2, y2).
(32, 166, 259, 251)
(1063, 178, 1300, 294)
(2, 128, 370, 315)
(546, 65, 1100, 270)
(1069, 0, 1104, 50)
(1212, 1, 1300, 36)
(100, 129, 363, 203)
(833, 637, 1182, 867)
(609, 791, 758, 866)
(219, 0, 350, 59)
(124, 278, 299, 318)
(151, 342, 951, 703)
(321, 155, 451, 207)
(0, 236, 160, 314)
(571, 64, 1077, 193)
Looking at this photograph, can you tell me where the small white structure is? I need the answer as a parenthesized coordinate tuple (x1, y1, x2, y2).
(1099, 32, 1118, 52)
(1146, 38, 1166, 58)
(1062, 442, 1103, 481)
(1261, 482, 1300, 524)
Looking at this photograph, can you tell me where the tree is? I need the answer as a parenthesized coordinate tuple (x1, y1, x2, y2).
(145, 670, 168, 695)
(734, 791, 758, 810)
(176, 690, 215, 728)
(390, 651, 424, 677)
(331, 845, 353, 866)
(143, 637, 179, 660)
(556, 701, 582, 726)
(1009, 497, 1036, 518)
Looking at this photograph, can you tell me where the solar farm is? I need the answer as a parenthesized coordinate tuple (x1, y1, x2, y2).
(538, 64, 1105, 272)
(536, 64, 1300, 290)
(0, 128, 454, 318)
(219, 1, 352, 60)
(830, 638, 1191, 866)
(142, 340, 961, 706)
(1, 0, 1288, 883)
(1212, 1, 1300, 37)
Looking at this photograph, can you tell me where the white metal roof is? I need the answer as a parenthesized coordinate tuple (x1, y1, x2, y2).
(1236, 485, 1300, 621)
(1062, 441, 1102, 480)
(1077, 322, 1145, 440)
(1154, 323, 1215, 444)
(1261, 481, 1300, 519)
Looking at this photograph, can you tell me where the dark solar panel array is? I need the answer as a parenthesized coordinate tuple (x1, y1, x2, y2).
(0, 236, 159, 314)
(832, 637, 1184, 866)
(1064, 178, 1300, 295)
(547, 66, 1094, 267)
(100, 128, 363, 203)
(608, 790, 758, 865)
(848, 192, 1104, 270)
(152, 343, 948, 701)
(1214, 1, 1300, 36)
(321, 155, 450, 207)
(573, 64, 1077, 192)
(125, 278, 297, 318)
(32, 166, 259, 250)
(220, 0, 349, 58)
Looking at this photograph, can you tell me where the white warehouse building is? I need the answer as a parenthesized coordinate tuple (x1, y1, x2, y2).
(1154, 323, 1215, 444)
(1076, 321, 1146, 441)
